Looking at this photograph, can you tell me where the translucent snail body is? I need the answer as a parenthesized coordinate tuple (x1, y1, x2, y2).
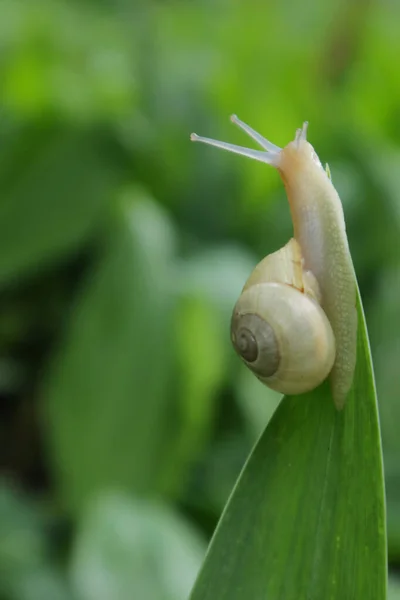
(191, 117, 357, 409)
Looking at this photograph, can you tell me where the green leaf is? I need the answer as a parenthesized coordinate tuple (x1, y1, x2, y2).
(0, 127, 115, 287)
(1, 1, 135, 120)
(160, 295, 227, 498)
(389, 577, 400, 600)
(385, 457, 400, 561)
(41, 192, 176, 512)
(0, 482, 73, 600)
(235, 366, 281, 439)
(189, 291, 387, 600)
(70, 492, 206, 600)
(176, 245, 257, 328)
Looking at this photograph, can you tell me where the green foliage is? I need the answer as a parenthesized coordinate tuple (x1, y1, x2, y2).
(190, 295, 386, 599)
(41, 194, 176, 511)
(0, 485, 73, 600)
(70, 492, 205, 600)
(0, 0, 399, 598)
(0, 126, 115, 286)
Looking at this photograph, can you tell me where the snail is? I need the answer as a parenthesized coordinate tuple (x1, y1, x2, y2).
(190, 116, 357, 409)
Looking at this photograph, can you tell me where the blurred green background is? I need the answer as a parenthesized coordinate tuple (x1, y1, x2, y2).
(0, 0, 400, 598)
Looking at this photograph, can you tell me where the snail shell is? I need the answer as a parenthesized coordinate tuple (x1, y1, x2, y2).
(230, 239, 336, 395)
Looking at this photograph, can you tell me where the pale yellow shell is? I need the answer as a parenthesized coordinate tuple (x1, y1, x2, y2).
(230, 239, 336, 395)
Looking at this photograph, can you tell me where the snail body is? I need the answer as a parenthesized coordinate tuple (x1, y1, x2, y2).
(277, 134, 357, 407)
(191, 118, 357, 409)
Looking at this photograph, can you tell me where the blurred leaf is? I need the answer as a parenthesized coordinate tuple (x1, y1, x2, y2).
(1, 0, 136, 120)
(41, 191, 176, 512)
(386, 459, 400, 561)
(70, 491, 205, 600)
(346, 140, 400, 275)
(389, 577, 400, 600)
(5, 569, 75, 600)
(346, 3, 400, 140)
(160, 245, 259, 499)
(388, 577, 400, 600)
(160, 295, 226, 497)
(189, 292, 387, 599)
(0, 483, 46, 576)
(0, 127, 115, 287)
(177, 245, 257, 331)
(368, 265, 400, 561)
(0, 482, 73, 600)
(176, 245, 280, 440)
(235, 367, 281, 438)
(195, 432, 252, 516)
